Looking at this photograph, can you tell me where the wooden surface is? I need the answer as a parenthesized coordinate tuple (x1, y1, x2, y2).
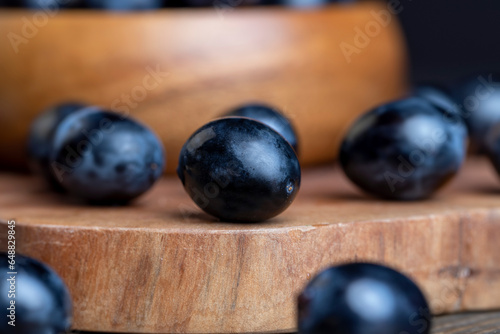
(0, 3, 408, 173)
(432, 312, 500, 334)
(1, 158, 500, 333)
(71, 312, 500, 333)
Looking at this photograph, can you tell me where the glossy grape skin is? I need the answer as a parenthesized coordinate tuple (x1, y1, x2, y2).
(49, 109, 165, 204)
(413, 85, 460, 117)
(339, 97, 467, 200)
(298, 263, 431, 334)
(0, 253, 72, 334)
(27, 102, 87, 191)
(225, 103, 299, 153)
(86, 0, 162, 10)
(452, 73, 500, 153)
(177, 118, 301, 222)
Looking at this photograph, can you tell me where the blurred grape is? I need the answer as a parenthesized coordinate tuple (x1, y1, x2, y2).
(413, 85, 460, 117)
(452, 73, 500, 153)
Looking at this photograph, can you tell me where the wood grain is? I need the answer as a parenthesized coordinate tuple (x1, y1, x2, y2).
(1, 157, 500, 333)
(70, 311, 500, 334)
(68, 312, 500, 334)
(432, 312, 500, 334)
(0, 3, 408, 174)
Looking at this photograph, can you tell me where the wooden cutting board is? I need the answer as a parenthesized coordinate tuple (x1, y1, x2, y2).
(432, 311, 500, 334)
(1, 158, 500, 333)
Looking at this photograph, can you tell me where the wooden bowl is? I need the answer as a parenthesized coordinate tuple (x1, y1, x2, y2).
(0, 2, 407, 174)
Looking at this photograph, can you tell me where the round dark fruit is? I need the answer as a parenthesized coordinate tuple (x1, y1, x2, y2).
(177, 117, 301, 222)
(225, 103, 299, 153)
(339, 97, 467, 200)
(0, 253, 73, 334)
(49, 108, 165, 204)
(452, 73, 500, 153)
(298, 263, 431, 334)
(27, 102, 87, 191)
(413, 85, 459, 117)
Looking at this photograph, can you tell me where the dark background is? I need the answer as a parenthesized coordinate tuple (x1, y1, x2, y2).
(393, 0, 500, 86)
